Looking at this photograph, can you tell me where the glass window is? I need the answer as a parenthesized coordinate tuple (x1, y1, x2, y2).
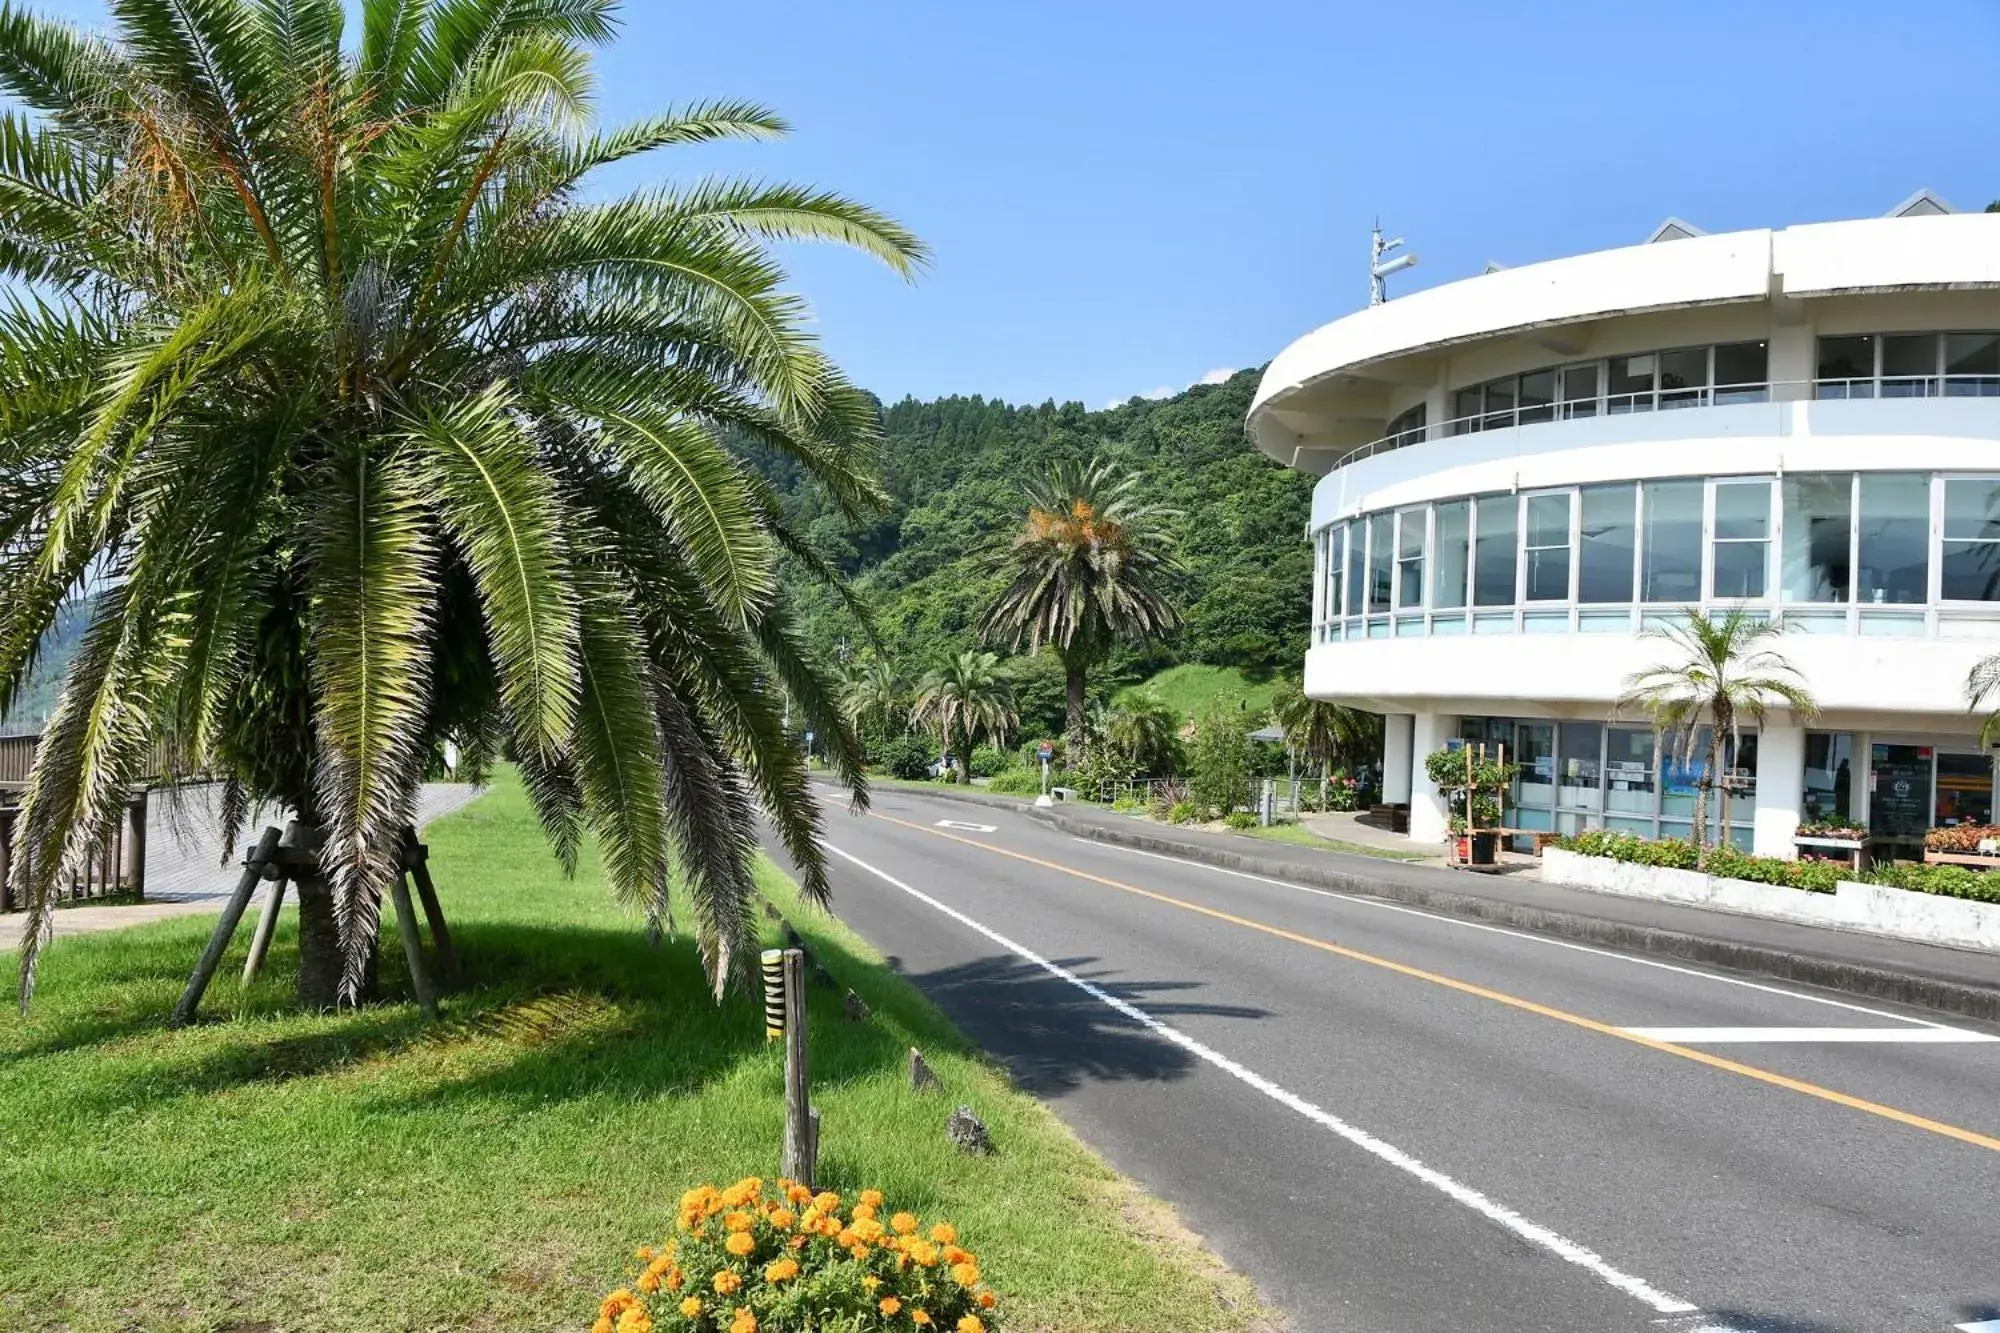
(1658, 347, 1709, 409)
(1557, 722, 1603, 811)
(1560, 363, 1599, 419)
(1937, 752, 1994, 827)
(1942, 477, 2000, 602)
(1344, 518, 1364, 618)
(1387, 403, 1428, 447)
(1605, 728, 1656, 817)
(1473, 495, 1518, 607)
(1524, 492, 1572, 602)
(1451, 387, 1483, 435)
(1781, 473, 1852, 604)
(1396, 507, 1426, 609)
(1857, 473, 1929, 604)
(1608, 354, 1656, 413)
(1512, 721, 1556, 811)
(1711, 480, 1771, 599)
(1713, 341, 1768, 402)
(1324, 526, 1344, 623)
(1881, 333, 1938, 397)
(1945, 333, 2000, 396)
(1432, 500, 1469, 610)
(1482, 376, 1516, 430)
(1816, 335, 1876, 398)
(1578, 484, 1636, 603)
(1641, 479, 1703, 602)
(1802, 732, 1856, 825)
(1518, 369, 1556, 424)
(1368, 512, 1392, 612)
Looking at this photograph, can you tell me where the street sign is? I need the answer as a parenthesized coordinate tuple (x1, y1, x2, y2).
(1036, 741, 1054, 763)
(804, 731, 814, 746)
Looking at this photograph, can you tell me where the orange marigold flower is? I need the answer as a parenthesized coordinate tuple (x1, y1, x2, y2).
(942, 1246, 969, 1266)
(890, 1213, 919, 1236)
(836, 1228, 858, 1248)
(787, 1183, 814, 1204)
(592, 1320, 613, 1333)
(859, 1189, 885, 1208)
(636, 1271, 660, 1294)
(852, 1218, 885, 1242)
(616, 1308, 653, 1333)
(848, 1244, 870, 1262)
(636, 1245, 656, 1262)
(769, 1209, 796, 1231)
(679, 1297, 703, 1319)
(724, 1211, 756, 1233)
(879, 1296, 903, 1316)
(929, 1223, 958, 1246)
(911, 1312, 932, 1327)
(725, 1231, 756, 1258)
(729, 1309, 757, 1333)
(812, 1191, 841, 1212)
(909, 1241, 940, 1267)
(712, 1270, 742, 1295)
(764, 1258, 799, 1283)
(851, 1202, 878, 1222)
(951, 1263, 980, 1287)
(977, 1290, 997, 1310)
(601, 1289, 637, 1317)
(790, 1235, 808, 1251)
(665, 1270, 684, 1292)
(958, 1318, 986, 1333)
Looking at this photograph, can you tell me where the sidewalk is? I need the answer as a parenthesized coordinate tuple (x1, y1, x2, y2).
(872, 781, 2000, 1021)
(3, 782, 486, 947)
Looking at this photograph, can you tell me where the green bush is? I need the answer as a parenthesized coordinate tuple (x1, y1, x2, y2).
(872, 734, 934, 782)
(1556, 829, 1836, 892)
(1110, 794, 1144, 813)
(1166, 800, 1198, 825)
(1223, 811, 1257, 830)
(1867, 862, 2000, 903)
(986, 767, 1043, 794)
(1187, 696, 1249, 819)
(970, 745, 1011, 779)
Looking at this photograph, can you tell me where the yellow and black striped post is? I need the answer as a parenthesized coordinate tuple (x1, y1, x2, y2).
(761, 948, 787, 1041)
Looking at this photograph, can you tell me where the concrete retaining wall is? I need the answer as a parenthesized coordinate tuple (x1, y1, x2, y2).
(1541, 848, 2000, 953)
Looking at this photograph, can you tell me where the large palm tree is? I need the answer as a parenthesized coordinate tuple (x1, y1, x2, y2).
(1270, 676, 1378, 788)
(981, 457, 1178, 757)
(0, 0, 924, 1011)
(841, 658, 905, 737)
(909, 650, 1016, 785)
(1617, 607, 1817, 857)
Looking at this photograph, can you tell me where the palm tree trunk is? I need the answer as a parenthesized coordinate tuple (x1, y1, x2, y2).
(1064, 657, 1087, 758)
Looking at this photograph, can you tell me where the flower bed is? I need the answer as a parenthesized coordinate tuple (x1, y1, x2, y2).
(1923, 824, 2000, 854)
(601, 1178, 999, 1333)
(1556, 830, 1841, 893)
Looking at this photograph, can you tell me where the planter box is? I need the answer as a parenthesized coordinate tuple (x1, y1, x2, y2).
(1542, 847, 2000, 953)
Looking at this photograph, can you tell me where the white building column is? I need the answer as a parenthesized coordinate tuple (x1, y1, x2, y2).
(1752, 721, 1807, 858)
(1382, 712, 1415, 805)
(1408, 711, 1455, 845)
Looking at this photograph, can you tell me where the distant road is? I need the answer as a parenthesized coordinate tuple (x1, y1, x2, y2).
(770, 785, 2000, 1333)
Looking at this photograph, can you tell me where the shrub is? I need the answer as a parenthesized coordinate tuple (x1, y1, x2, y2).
(1166, 800, 1198, 825)
(1187, 696, 1250, 819)
(873, 735, 934, 782)
(1424, 747, 1518, 832)
(969, 746, 1010, 779)
(1557, 829, 1835, 892)
(1868, 862, 2000, 903)
(985, 768, 1042, 795)
(939, 767, 960, 785)
(1110, 793, 1144, 813)
(1223, 810, 1257, 830)
(1325, 775, 1361, 812)
(603, 1177, 1001, 1333)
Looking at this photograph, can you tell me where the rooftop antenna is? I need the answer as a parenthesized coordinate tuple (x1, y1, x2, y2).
(1370, 219, 1417, 306)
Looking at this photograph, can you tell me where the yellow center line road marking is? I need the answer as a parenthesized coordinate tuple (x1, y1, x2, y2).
(873, 812, 2000, 1155)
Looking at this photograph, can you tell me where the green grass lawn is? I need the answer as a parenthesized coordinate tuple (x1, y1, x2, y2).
(1236, 820, 1433, 862)
(1117, 665, 1277, 722)
(0, 770, 1266, 1333)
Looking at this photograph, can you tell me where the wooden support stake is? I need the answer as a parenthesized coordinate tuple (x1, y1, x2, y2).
(389, 872, 439, 1021)
(240, 875, 290, 987)
(170, 825, 285, 1028)
(404, 833, 459, 987)
(780, 948, 815, 1187)
(0, 805, 14, 913)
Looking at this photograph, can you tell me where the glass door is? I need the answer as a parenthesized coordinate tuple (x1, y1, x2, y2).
(1510, 722, 1556, 833)
(1869, 743, 1933, 859)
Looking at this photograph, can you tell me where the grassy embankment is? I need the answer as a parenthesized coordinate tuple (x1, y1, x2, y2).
(0, 770, 1267, 1332)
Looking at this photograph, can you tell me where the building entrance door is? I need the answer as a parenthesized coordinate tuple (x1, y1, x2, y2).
(1869, 743, 1932, 859)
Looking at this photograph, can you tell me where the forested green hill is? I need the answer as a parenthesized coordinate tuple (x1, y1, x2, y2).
(758, 369, 1315, 737)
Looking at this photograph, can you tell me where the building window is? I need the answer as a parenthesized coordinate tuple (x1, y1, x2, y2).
(1657, 347, 1709, 409)
(1523, 492, 1572, 601)
(1324, 525, 1344, 624)
(1781, 473, 1853, 603)
(1367, 512, 1393, 612)
(1518, 369, 1556, 424)
(1641, 479, 1703, 602)
(1881, 333, 1937, 397)
(1713, 342, 1769, 404)
(1711, 480, 1771, 599)
(1857, 473, 1929, 604)
(1941, 477, 2000, 602)
(1560, 363, 1599, 419)
(1945, 333, 2000, 396)
(1607, 354, 1656, 413)
(1396, 508, 1426, 609)
(1386, 402, 1428, 447)
(1344, 518, 1364, 618)
(1433, 499, 1470, 610)
(1816, 335, 1876, 398)
(1482, 376, 1516, 430)
(1803, 732, 1856, 824)
(1578, 484, 1637, 603)
(1605, 728, 1657, 817)
(1473, 495, 1518, 607)
(1450, 387, 1482, 435)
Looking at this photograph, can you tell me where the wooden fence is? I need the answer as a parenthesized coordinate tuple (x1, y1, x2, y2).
(0, 734, 149, 908)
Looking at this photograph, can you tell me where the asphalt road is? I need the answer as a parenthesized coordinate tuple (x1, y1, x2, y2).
(772, 785, 2000, 1333)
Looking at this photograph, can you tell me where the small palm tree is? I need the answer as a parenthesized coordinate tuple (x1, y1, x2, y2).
(1270, 677, 1379, 793)
(1104, 693, 1180, 777)
(910, 650, 1017, 785)
(1964, 654, 2000, 745)
(1617, 607, 1818, 856)
(841, 659, 905, 737)
(981, 458, 1179, 757)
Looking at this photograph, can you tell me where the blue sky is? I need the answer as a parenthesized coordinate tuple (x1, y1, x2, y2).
(32, 0, 2000, 409)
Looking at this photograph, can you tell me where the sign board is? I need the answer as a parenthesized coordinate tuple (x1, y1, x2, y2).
(1036, 741, 1054, 763)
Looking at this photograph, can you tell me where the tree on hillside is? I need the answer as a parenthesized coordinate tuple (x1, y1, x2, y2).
(841, 658, 906, 736)
(1270, 677, 1380, 790)
(981, 458, 1179, 756)
(910, 650, 1017, 784)
(0, 0, 923, 1011)
(1617, 608, 1817, 857)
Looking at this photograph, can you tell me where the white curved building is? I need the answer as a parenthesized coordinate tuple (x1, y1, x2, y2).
(1251, 200, 2000, 856)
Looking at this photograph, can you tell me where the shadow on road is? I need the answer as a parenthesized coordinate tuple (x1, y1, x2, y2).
(895, 951, 1267, 1096)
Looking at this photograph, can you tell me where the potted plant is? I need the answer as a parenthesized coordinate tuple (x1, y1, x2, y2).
(1425, 747, 1518, 866)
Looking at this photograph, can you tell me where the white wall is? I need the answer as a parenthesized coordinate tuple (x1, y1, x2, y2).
(1752, 722, 1806, 857)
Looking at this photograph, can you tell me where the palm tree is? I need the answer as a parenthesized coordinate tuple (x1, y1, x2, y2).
(841, 659, 905, 737)
(0, 0, 925, 1011)
(981, 458, 1179, 757)
(910, 651, 1017, 785)
(1617, 607, 1818, 857)
(1104, 693, 1179, 777)
(1270, 677, 1379, 792)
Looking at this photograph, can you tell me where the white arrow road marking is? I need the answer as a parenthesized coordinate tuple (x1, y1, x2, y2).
(1622, 1026, 1999, 1044)
(934, 819, 997, 833)
(1954, 1321, 2000, 1331)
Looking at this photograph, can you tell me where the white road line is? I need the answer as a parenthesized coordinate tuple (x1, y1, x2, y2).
(935, 819, 998, 833)
(821, 836, 1700, 1318)
(1622, 1026, 2000, 1044)
(1068, 836, 1974, 1033)
(1954, 1320, 2000, 1331)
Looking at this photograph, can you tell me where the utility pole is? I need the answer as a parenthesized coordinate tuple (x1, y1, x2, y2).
(1370, 221, 1418, 306)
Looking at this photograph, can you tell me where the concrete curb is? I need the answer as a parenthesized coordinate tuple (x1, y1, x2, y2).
(1028, 808, 2000, 1024)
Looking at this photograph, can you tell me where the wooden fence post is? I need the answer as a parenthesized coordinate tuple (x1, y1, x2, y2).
(403, 833, 459, 987)
(240, 877, 289, 987)
(389, 872, 439, 1021)
(780, 948, 815, 1187)
(0, 804, 13, 913)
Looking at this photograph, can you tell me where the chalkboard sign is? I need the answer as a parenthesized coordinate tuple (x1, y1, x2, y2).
(1869, 743, 1932, 838)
